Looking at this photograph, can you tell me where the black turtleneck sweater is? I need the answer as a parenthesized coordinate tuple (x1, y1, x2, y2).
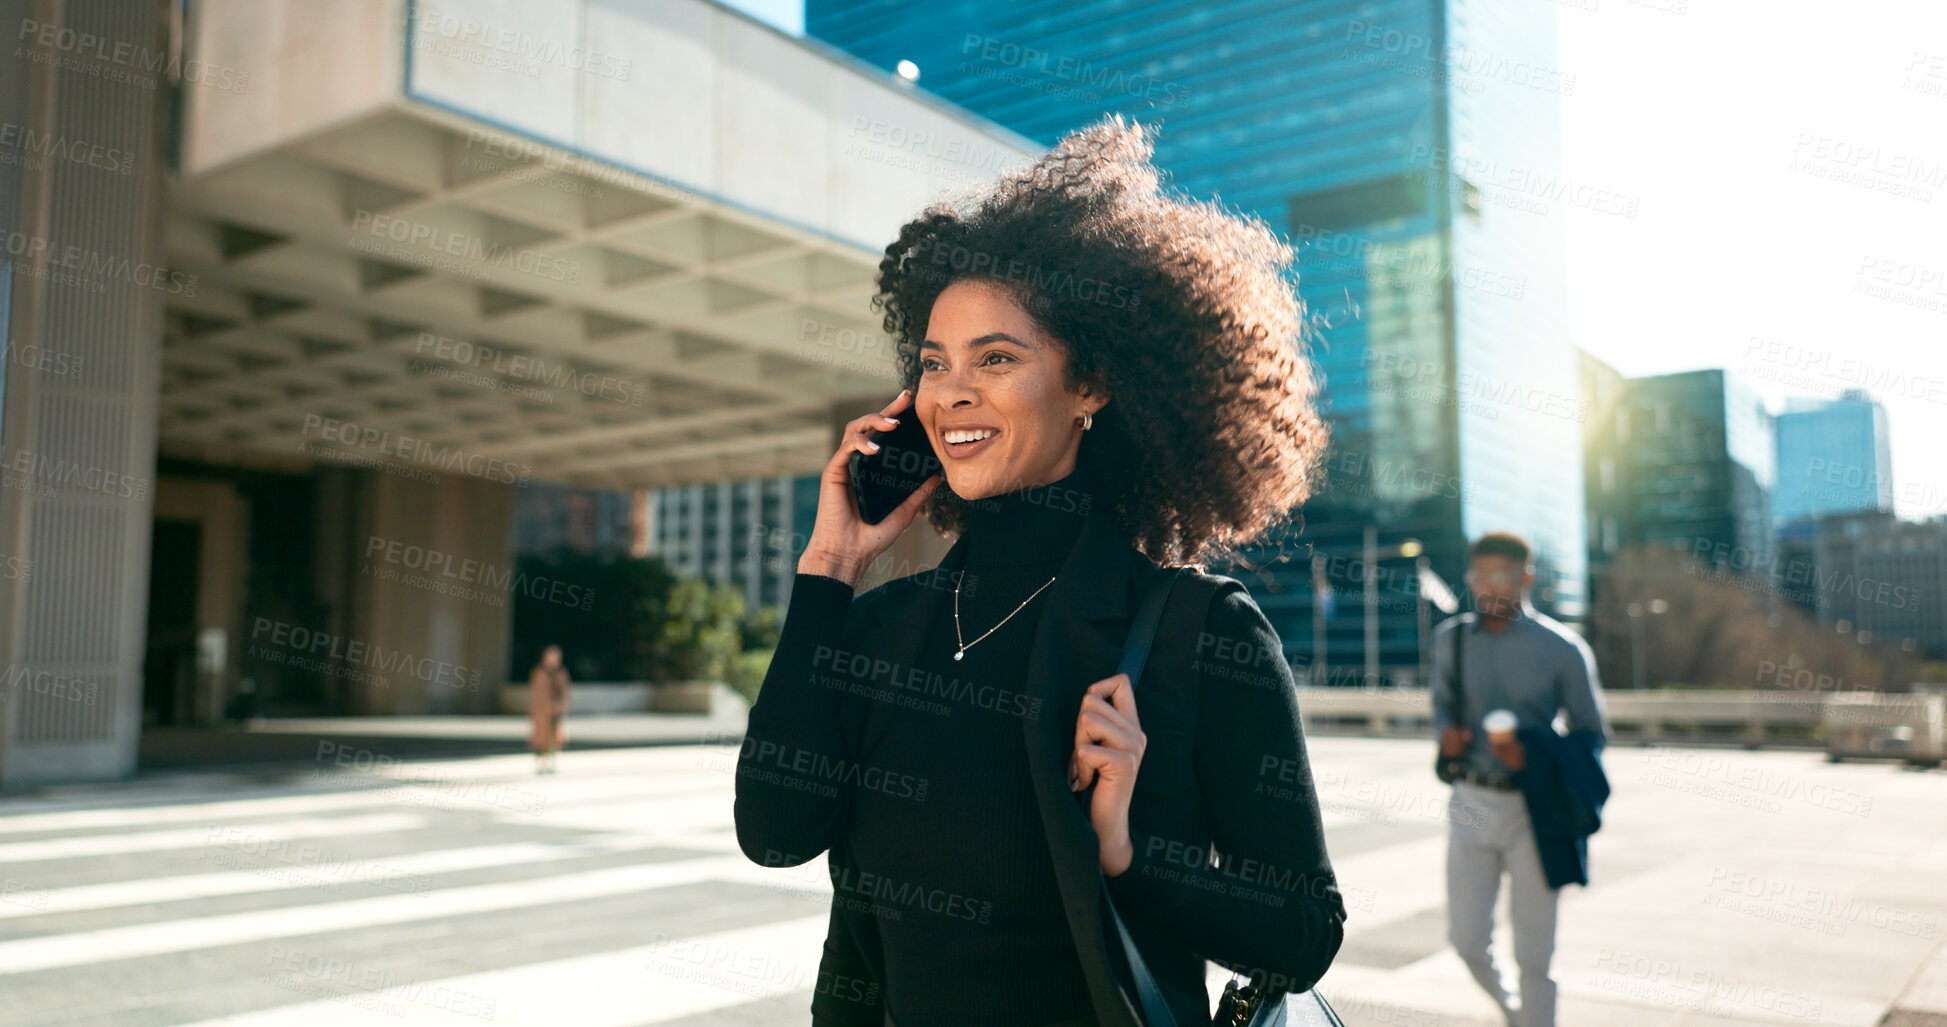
(734, 465, 1349, 1026)
(849, 467, 1092, 1024)
(758, 467, 1096, 1026)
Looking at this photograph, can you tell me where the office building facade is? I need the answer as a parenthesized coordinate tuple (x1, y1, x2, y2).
(648, 474, 820, 613)
(1773, 390, 1893, 528)
(1592, 369, 1775, 574)
(811, 0, 1586, 682)
(0, 0, 1032, 786)
(1580, 350, 1629, 576)
(513, 485, 641, 559)
(1789, 511, 1947, 657)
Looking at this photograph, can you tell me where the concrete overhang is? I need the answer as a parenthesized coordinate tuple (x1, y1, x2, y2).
(161, 0, 1040, 489)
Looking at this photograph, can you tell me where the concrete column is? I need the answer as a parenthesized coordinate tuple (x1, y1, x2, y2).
(630, 488, 650, 558)
(0, 0, 168, 787)
(338, 471, 514, 715)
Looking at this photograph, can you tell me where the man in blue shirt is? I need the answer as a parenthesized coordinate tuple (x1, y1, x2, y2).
(1431, 533, 1611, 1027)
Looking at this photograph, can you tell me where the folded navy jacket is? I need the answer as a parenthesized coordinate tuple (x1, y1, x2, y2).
(1514, 725, 1610, 889)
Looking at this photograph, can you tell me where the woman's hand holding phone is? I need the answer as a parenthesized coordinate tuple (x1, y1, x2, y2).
(798, 390, 942, 589)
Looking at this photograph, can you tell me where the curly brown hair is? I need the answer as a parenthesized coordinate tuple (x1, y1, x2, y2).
(872, 116, 1328, 566)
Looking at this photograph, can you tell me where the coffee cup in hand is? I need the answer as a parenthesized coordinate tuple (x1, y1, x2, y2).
(1483, 709, 1518, 744)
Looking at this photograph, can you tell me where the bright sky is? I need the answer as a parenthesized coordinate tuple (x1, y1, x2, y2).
(1558, 2, 1947, 519)
(729, 0, 1947, 519)
(722, 0, 804, 35)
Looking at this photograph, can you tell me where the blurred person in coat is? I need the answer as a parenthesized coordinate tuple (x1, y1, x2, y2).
(528, 644, 571, 774)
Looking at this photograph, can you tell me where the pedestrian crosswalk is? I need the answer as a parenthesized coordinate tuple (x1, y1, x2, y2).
(0, 748, 859, 1025)
(0, 739, 1935, 1026)
(0, 812, 425, 864)
(171, 916, 837, 1027)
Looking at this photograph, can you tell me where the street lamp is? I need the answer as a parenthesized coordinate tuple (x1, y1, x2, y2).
(1311, 553, 1331, 686)
(1361, 526, 1422, 689)
(1414, 553, 1460, 686)
(1627, 598, 1667, 690)
(1311, 531, 1428, 688)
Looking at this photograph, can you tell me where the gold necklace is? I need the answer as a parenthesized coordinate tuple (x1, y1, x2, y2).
(953, 570, 1057, 661)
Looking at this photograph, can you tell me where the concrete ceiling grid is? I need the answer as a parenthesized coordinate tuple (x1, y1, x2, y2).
(158, 109, 898, 491)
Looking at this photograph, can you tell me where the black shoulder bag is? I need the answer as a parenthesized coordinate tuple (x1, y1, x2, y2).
(1434, 623, 1466, 785)
(1101, 569, 1346, 1027)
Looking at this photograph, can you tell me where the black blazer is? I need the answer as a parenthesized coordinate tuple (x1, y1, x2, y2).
(1514, 725, 1609, 889)
(734, 499, 1347, 1026)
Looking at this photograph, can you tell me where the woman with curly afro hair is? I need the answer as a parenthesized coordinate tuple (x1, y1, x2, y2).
(736, 117, 1346, 1027)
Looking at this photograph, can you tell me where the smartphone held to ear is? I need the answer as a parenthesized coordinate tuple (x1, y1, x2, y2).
(849, 415, 942, 524)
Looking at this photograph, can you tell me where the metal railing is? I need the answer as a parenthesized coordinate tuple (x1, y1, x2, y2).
(1296, 688, 1947, 764)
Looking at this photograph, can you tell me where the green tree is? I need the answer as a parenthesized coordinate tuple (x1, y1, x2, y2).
(593, 555, 681, 682)
(740, 604, 783, 651)
(656, 578, 746, 682)
(514, 551, 784, 691)
(511, 549, 678, 681)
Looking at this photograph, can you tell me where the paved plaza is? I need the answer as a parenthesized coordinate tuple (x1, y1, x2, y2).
(1, 733, 1942, 1026)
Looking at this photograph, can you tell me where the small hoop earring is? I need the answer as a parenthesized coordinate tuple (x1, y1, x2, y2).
(1080, 412, 1093, 431)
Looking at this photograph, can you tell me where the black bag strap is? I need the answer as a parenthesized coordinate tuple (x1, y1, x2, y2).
(1118, 567, 1183, 690)
(1434, 620, 1468, 784)
(1104, 567, 1185, 1027)
(1105, 569, 1344, 1027)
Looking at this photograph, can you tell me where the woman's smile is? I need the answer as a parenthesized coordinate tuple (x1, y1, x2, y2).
(936, 424, 1002, 460)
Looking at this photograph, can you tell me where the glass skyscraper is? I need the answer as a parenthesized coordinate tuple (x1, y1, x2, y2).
(1588, 368, 1775, 574)
(1772, 390, 1893, 528)
(810, 0, 1586, 683)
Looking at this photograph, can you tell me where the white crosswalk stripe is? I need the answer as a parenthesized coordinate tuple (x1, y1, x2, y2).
(166, 916, 836, 1027)
(0, 856, 747, 974)
(0, 813, 425, 864)
(1, 759, 722, 835)
(0, 834, 678, 920)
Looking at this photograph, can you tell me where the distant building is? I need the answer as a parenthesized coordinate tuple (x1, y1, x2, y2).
(1772, 390, 1893, 528)
(1586, 368, 1774, 575)
(513, 485, 638, 559)
(1773, 516, 1822, 611)
(1789, 511, 1947, 657)
(647, 475, 820, 612)
(1580, 351, 1630, 576)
